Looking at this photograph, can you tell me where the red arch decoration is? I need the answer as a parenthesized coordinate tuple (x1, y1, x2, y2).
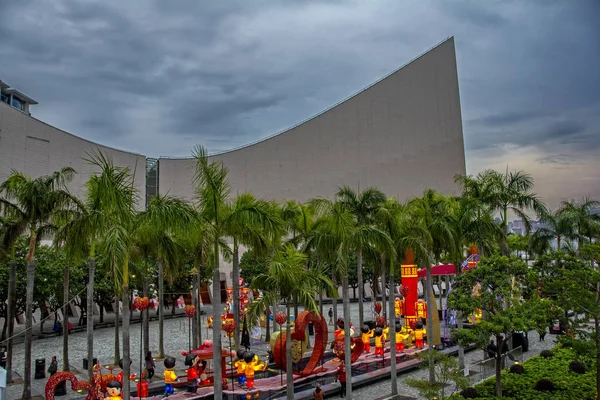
(273, 310, 328, 376)
(45, 371, 99, 400)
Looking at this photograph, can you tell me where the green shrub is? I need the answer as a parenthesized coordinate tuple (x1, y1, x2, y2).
(533, 379, 555, 391)
(459, 387, 479, 398)
(540, 349, 553, 358)
(450, 347, 596, 400)
(569, 360, 587, 374)
(509, 363, 524, 374)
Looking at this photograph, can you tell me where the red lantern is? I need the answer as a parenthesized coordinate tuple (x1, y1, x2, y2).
(133, 296, 150, 312)
(374, 302, 382, 315)
(376, 315, 386, 327)
(184, 305, 196, 318)
(415, 300, 427, 319)
(274, 313, 287, 325)
(222, 319, 236, 335)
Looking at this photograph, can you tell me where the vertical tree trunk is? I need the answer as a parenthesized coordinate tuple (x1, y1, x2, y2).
(143, 277, 149, 355)
(63, 265, 70, 371)
(332, 271, 338, 324)
(342, 275, 353, 399)
(389, 259, 398, 395)
(595, 317, 600, 398)
(157, 261, 165, 358)
(286, 302, 294, 400)
(495, 337, 503, 397)
(319, 291, 323, 316)
(21, 259, 35, 400)
(87, 258, 95, 381)
(122, 288, 131, 400)
(381, 257, 387, 319)
(265, 307, 271, 342)
(212, 239, 223, 400)
(196, 270, 202, 345)
(114, 296, 120, 365)
(191, 278, 198, 349)
(425, 264, 435, 383)
(357, 249, 364, 329)
(232, 241, 240, 349)
(6, 260, 16, 383)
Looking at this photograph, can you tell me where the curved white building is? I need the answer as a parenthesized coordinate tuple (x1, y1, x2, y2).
(1, 37, 465, 290)
(159, 37, 465, 203)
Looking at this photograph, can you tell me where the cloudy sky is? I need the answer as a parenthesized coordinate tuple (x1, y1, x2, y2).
(1, 0, 599, 210)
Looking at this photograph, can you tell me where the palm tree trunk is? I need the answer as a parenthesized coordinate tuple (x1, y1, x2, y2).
(63, 265, 70, 371)
(143, 277, 149, 355)
(381, 257, 387, 318)
(212, 240, 223, 400)
(22, 248, 35, 400)
(6, 260, 16, 383)
(158, 261, 165, 358)
(388, 259, 397, 395)
(87, 257, 95, 381)
(357, 249, 364, 329)
(122, 287, 131, 400)
(332, 271, 338, 324)
(425, 264, 435, 383)
(286, 302, 294, 400)
(191, 278, 199, 349)
(114, 296, 120, 365)
(232, 240, 240, 349)
(342, 275, 353, 399)
(196, 270, 202, 344)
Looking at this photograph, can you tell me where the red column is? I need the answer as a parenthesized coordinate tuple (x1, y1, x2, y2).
(401, 249, 419, 329)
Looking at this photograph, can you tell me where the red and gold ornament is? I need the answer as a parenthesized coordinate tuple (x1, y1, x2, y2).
(184, 305, 196, 318)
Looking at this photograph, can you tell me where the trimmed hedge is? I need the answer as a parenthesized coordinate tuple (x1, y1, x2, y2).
(451, 347, 596, 400)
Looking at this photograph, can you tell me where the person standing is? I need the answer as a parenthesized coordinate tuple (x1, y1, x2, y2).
(313, 382, 325, 400)
(48, 356, 58, 376)
(328, 308, 333, 325)
(145, 351, 156, 381)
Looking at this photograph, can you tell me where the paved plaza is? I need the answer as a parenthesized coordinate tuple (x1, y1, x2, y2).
(5, 301, 555, 399)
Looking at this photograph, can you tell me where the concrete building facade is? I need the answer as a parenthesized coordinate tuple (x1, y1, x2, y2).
(159, 37, 465, 204)
(1, 37, 465, 291)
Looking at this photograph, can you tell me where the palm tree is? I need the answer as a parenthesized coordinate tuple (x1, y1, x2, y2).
(530, 210, 575, 253)
(0, 167, 77, 399)
(335, 187, 386, 328)
(134, 194, 196, 357)
(375, 198, 427, 395)
(192, 145, 232, 399)
(248, 245, 336, 400)
(557, 197, 600, 252)
(0, 214, 26, 383)
(454, 169, 547, 255)
(223, 193, 281, 348)
(408, 189, 457, 383)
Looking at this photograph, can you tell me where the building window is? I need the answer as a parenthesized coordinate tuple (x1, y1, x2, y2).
(11, 96, 24, 110)
(0, 92, 9, 105)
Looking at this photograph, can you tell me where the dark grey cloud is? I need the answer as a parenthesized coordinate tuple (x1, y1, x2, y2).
(1, 0, 599, 170)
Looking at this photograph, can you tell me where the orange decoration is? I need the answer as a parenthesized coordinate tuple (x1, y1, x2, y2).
(133, 296, 150, 311)
(184, 305, 196, 318)
(223, 319, 236, 334)
(274, 313, 287, 325)
(415, 300, 428, 319)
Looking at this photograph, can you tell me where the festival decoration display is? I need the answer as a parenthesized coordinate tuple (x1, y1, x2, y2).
(375, 315, 386, 327)
(273, 311, 327, 376)
(415, 299, 428, 319)
(274, 312, 287, 326)
(394, 297, 403, 316)
(132, 296, 150, 398)
(45, 365, 105, 399)
(374, 301, 382, 315)
(207, 316, 213, 328)
(185, 305, 196, 351)
(401, 248, 419, 329)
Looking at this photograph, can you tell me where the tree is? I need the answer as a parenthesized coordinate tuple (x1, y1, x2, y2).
(448, 255, 557, 396)
(248, 245, 336, 400)
(530, 209, 575, 253)
(529, 251, 600, 395)
(405, 350, 469, 400)
(192, 145, 232, 399)
(408, 189, 457, 382)
(557, 197, 600, 252)
(0, 167, 77, 399)
(455, 169, 547, 255)
(239, 250, 268, 286)
(334, 187, 386, 328)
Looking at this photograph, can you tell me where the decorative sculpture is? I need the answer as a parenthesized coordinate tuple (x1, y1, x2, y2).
(374, 327, 385, 357)
(105, 380, 122, 400)
(361, 325, 374, 353)
(184, 353, 200, 393)
(163, 356, 178, 396)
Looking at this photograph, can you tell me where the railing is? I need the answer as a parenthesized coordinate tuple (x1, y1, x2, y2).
(464, 346, 524, 384)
